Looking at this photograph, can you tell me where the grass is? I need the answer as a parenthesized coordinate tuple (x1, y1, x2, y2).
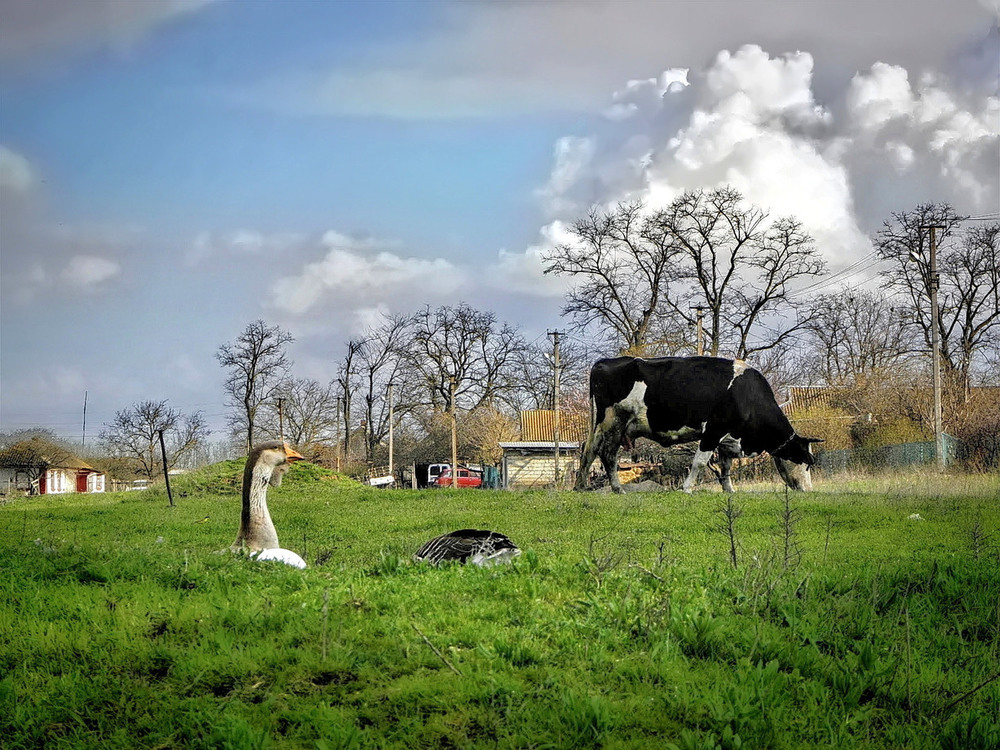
(1, 464, 998, 749)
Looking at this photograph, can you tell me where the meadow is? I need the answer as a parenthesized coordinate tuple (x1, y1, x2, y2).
(1, 462, 998, 749)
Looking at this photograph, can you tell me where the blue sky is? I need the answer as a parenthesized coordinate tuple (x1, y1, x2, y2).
(1, 0, 997, 442)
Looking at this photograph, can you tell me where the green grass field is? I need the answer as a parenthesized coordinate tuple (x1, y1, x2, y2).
(2, 464, 998, 749)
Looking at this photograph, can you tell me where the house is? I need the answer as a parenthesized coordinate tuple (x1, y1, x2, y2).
(0, 439, 105, 496)
(499, 410, 588, 489)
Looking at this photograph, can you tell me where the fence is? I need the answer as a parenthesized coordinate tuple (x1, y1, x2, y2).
(816, 434, 960, 473)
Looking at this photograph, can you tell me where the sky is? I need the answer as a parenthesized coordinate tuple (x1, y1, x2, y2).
(1, 0, 998, 443)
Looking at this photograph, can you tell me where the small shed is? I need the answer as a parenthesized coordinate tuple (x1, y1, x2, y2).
(499, 441, 581, 489)
(0, 439, 105, 496)
(499, 409, 589, 489)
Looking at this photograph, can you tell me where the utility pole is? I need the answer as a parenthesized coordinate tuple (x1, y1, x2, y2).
(277, 397, 285, 443)
(335, 396, 343, 472)
(82, 391, 88, 449)
(918, 225, 946, 470)
(388, 382, 394, 477)
(449, 377, 459, 488)
(548, 330, 563, 486)
(693, 307, 705, 356)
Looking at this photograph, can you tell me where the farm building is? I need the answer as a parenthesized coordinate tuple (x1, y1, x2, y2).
(500, 409, 588, 489)
(0, 439, 105, 496)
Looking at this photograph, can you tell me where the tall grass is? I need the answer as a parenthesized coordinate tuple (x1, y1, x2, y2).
(1, 465, 998, 749)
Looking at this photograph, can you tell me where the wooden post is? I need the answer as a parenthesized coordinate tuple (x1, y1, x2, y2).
(927, 226, 945, 470)
(548, 330, 562, 487)
(694, 307, 705, 356)
(158, 429, 174, 507)
(450, 377, 459, 489)
(388, 382, 394, 477)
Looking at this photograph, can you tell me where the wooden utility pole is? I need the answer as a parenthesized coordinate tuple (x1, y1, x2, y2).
(277, 397, 285, 443)
(694, 307, 705, 356)
(81, 391, 88, 448)
(449, 377, 459, 488)
(158, 429, 174, 507)
(388, 382, 394, 477)
(923, 225, 946, 469)
(548, 330, 563, 486)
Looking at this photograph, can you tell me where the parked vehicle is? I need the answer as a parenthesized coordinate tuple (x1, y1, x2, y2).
(433, 467, 483, 489)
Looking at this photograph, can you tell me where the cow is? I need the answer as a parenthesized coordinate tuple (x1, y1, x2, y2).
(574, 356, 822, 494)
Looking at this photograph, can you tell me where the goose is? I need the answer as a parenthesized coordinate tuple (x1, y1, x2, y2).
(414, 529, 521, 567)
(231, 440, 307, 569)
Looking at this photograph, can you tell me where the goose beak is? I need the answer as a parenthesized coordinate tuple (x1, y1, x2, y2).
(283, 443, 304, 462)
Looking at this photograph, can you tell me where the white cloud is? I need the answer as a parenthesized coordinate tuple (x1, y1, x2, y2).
(843, 63, 999, 217)
(186, 229, 306, 266)
(0, 145, 34, 192)
(61, 255, 121, 288)
(270, 232, 462, 321)
(487, 221, 577, 299)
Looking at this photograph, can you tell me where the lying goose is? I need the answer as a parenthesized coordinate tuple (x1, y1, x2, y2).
(415, 529, 521, 567)
(231, 440, 307, 569)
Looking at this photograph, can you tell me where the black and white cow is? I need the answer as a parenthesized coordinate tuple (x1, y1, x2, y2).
(574, 356, 822, 494)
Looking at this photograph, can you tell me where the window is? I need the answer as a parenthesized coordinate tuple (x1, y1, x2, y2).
(47, 469, 66, 494)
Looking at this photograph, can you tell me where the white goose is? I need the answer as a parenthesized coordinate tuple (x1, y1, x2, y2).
(231, 441, 307, 569)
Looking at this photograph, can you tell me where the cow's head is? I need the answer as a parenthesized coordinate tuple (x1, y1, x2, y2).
(772, 434, 823, 491)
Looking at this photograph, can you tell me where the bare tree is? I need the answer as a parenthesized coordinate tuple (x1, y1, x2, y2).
(261, 377, 339, 447)
(876, 204, 1000, 394)
(648, 187, 826, 358)
(216, 320, 293, 452)
(799, 290, 916, 384)
(408, 303, 530, 413)
(542, 201, 686, 355)
(99, 400, 208, 479)
(543, 190, 825, 359)
(336, 338, 363, 464)
(357, 314, 412, 464)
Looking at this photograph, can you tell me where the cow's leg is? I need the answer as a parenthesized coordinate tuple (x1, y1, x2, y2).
(599, 439, 624, 494)
(716, 436, 742, 493)
(682, 449, 714, 493)
(575, 431, 602, 491)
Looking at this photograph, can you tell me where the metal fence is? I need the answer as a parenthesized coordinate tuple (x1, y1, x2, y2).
(816, 434, 960, 473)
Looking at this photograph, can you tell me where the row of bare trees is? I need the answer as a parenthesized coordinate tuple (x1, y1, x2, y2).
(93, 189, 996, 475)
(543, 189, 998, 388)
(210, 305, 596, 472)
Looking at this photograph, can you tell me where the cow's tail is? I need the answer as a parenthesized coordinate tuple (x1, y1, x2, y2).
(588, 393, 598, 435)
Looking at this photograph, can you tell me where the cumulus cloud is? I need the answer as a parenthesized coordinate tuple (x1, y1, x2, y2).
(0, 0, 220, 64)
(0, 145, 34, 192)
(186, 229, 306, 266)
(270, 232, 463, 327)
(488, 221, 577, 299)
(840, 62, 999, 223)
(0, 146, 133, 302)
(499, 39, 998, 299)
(61, 255, 121, 288)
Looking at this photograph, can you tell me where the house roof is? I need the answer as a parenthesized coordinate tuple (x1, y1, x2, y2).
(519, 410, 589, 443)
(500, 442, 581, 450)
(0, 439, 97, 471)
